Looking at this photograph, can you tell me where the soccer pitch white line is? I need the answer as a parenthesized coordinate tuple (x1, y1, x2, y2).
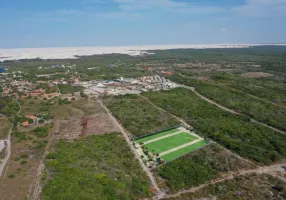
(159, 138, 204, 157)
(143, 130, 182, 145)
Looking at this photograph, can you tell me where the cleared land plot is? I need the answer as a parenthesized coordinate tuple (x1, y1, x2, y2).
(161, 140, 207, 162)
(136, 128, 180, 143)
(144, 132, 198, 154)
(103, 95, 179, 137)
(57, 114, 120, 139)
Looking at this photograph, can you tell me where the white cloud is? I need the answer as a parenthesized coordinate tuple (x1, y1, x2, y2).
(233, 0, 286, 17)
(111, 0, 225, 15)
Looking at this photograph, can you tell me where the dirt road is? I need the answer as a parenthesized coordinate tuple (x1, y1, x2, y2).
(163, 163, 286, 199)
(182, 85, 286, 135)
(97, 99, 165, 199)
(28, 121, 58, 200)
(0, 101, 21, 178)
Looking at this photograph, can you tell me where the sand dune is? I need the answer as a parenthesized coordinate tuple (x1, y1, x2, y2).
(0, 44, 285, 61)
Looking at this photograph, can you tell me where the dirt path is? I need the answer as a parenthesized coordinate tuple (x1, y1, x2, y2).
(28, 121, 58, 200)
(97, 99, 165, 199)
(181, 85, 286, 135)
(0, 101, 21, 178)
(163, 163, 286, 199)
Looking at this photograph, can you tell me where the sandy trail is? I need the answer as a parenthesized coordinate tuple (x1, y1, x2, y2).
(0, 101, 21, 178)
(97, 99, 165, 199)
(163, 163, 286, 199)
(182, 85, 286, 135)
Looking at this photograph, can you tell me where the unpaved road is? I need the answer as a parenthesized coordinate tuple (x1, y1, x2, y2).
(28, 121, 58, 200)
(97, 99, 165, 199)
(163, 163, 286, 199)
(0, 101, 21, 178)
(182, 85, 286, 135)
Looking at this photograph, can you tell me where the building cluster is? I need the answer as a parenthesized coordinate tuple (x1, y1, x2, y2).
(1, 70, 80, 99)
(78, 75, 178, 96)
(38, 64, 76, 69)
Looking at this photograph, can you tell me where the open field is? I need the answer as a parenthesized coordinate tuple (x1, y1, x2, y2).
(42, 133, 151, 200)
(156, 143, 257, 193)
(163, 174, 286, 200)
(143, 88, 286, 164)
(56, 114, 120, 140)
(104, 95, 179, 137)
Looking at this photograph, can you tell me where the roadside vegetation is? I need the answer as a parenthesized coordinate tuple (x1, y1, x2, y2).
(169, 75, 286, 131)
(143, 88, 286, 164)
(156, 143, 256, 192)
(42, 133, 151, 200)
(103, 94, 179, 137)
(164, 174, 286, 200)
(0, 118, 11, 139)
(212, 73, 286, 107)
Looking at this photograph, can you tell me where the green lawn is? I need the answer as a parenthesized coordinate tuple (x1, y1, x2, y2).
(161, 140, 207, 162)
(136, 128, 180, 143)
(144, 132, 198, 154)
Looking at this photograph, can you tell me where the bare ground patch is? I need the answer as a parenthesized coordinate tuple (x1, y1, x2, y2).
(241, 72, 273, 78)
(56, 113, 120, 140)
(0, 137, 45, 200)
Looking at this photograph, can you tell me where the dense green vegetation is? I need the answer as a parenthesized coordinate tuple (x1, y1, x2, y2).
(104, 95, 179, 137)
(42, 133, 151, 200)
(211, 73, 286, 106)
(164, 174, 286, 200)
(143, 88, 286, 164)
(0, 96, 19, 117)
(157, 143, 256, 192)
(33, 126, 49, 138)
(58, 84, 83, 94)
(169, 75, 286, 131)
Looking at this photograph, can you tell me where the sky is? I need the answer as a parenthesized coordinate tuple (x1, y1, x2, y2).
(0, 0, 286, 48)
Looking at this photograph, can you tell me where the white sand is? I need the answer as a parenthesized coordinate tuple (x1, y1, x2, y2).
(0, 44, 285, 62)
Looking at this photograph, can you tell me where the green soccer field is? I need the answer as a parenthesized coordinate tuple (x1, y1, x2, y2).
(161, 140, 207, 162)
(135, 127, 207, 163)
(143, 132, 198, 154)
